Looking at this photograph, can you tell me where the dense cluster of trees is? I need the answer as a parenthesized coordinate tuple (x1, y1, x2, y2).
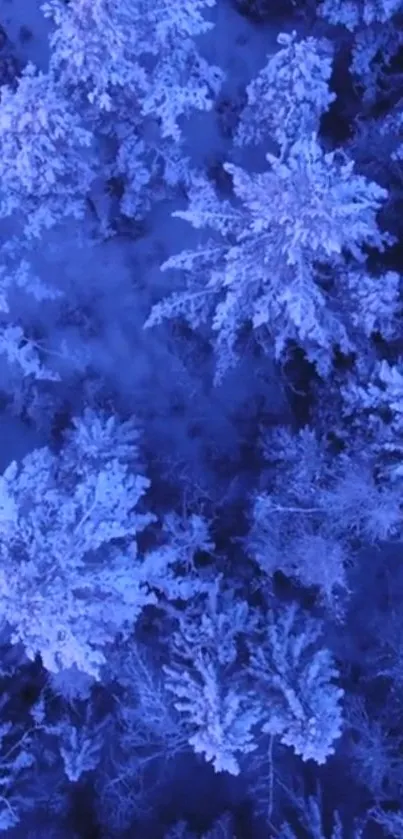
(0, 0, 402, 836)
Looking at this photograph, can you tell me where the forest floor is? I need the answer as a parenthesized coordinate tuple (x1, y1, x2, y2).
(0, 0, 296, 477)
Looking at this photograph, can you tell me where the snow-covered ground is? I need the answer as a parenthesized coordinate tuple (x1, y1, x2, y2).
(0, 0, 291, 470)
(0, 0, 51, 69)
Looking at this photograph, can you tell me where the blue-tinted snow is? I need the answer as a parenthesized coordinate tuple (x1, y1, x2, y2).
(0, 0, 51, 70)
(0, 0, 291, 469)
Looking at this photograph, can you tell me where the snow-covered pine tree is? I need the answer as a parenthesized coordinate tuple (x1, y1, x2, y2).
(146, 136, 389, 379)
(248, 425, 402, 612)
(43, 0, 224, 214)
(0, 63, 98, 238)
(235, 31, 336, 153)
(248, 604, 344, 764)
(42, 0, 148, 111)
(350, 23, 403, 108)
(164, 584, 261, 775)
(0, 410, 155, 676)
(164, 587, 344, 771)
(318, 0, 403, 109)
(319, 0, 403, 29)
(339, 357, 403, 491)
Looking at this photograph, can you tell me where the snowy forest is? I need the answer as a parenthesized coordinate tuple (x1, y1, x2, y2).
(0, 0, 403, 836)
